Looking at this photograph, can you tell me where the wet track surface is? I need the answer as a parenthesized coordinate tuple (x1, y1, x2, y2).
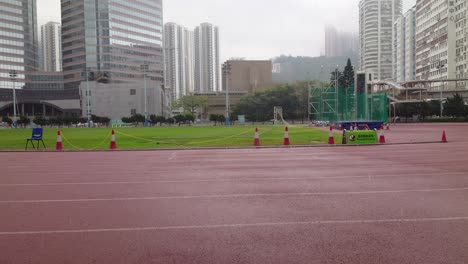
(1, 124, 468, 264)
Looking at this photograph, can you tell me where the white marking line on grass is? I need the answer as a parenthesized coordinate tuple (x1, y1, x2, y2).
(0, 172, 465, 187)
(1, 187, 468, 204)
(1, 216, 468, 236)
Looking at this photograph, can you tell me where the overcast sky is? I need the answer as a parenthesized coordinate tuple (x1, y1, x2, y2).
(38, 0, 416, 61)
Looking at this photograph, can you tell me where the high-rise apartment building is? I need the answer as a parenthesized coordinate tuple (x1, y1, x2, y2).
(454, 0, 468, 89)
(325, 25, 359, 57)
(41, 22, 62, 72)
(359, 0, 402, 81)
(194, 23, 220, 93)
(415, 0, 456, 88)
(164, 23, 194, 101)
(394, 6, 416, 82)
(61, 0, 166, 118)
(0, 0, 38, 89)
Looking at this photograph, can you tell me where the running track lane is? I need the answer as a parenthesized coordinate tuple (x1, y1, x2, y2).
(1, 126, 468, 263)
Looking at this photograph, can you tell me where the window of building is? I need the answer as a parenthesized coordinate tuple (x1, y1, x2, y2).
(131, 109, 136, 115)
(130, 89, 136, 95)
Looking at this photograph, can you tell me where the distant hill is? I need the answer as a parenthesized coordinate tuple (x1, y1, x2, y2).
(272, 54, 359, 83)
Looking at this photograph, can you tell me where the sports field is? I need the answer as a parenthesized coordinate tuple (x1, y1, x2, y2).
(0, 125, 338, 150)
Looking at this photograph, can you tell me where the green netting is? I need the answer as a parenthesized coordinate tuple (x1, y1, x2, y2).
(309, 85, 388, 122)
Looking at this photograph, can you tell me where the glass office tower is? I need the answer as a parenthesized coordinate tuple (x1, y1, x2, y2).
(61, 0, 166, 118)
(0, 0, 38, 89)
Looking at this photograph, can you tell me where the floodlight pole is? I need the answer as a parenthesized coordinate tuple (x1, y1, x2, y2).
(85, 67, 91, 128)
(9, 70, 18, 128)
(141, 64, 149, 127)
(438, 62, 445, 117)
(223, 62, 231, 126)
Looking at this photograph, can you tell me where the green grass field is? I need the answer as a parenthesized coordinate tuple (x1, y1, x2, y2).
(0, 126, 341, 150)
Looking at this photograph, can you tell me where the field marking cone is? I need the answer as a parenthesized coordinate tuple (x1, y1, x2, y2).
(386, 124, 390, 130)
(110, 129, 117, 150)
(56, 130, 63, 151)
(442, 131, 447, 143)
(379, 125, 386, 144)
(328, 126, 335, 145)
(283, 127, 290, 146)
(254, 128, 260, 147)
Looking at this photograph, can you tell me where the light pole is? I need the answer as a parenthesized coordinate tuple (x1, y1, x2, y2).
(9, 70, 18, 128)
(222, 62, 231, 126)
(437, 62, 445, 117)
(140, 64, 149, 127)
(82, 68, 93, 128)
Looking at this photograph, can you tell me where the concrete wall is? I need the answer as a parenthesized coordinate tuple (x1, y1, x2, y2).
(80, 81, 166, 119)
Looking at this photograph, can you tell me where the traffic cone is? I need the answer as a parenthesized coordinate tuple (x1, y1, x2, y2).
(386, 124, 390, 130)
(328, 126, 335, 145)
(442, 131, 447, 143)
(56, 130, 63, 151)
(379, 129, 386, 144)
(110, 129, 117, 149)
(254, 128, 260, 147)
(283, 127, 290, 146)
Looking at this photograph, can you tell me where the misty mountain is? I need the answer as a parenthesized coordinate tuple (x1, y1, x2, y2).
(272, 54, 359, 83)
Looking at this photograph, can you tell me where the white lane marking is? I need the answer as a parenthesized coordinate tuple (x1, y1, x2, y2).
(1, 187, 468, 204)
(0, 172, 465, 187)
(1, 216, 468, 236)
(168, 152, 177, 160)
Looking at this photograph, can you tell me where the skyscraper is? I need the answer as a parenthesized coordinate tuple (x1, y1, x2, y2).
(164, 23, 195, 101)
(41, 22, 62, 72)
(393, 7, 416, 82)
(325, 25, 359, 57)
(359, 0, 402, 81)
(0, 0, 38, 89)
(61, 0, 166, 118)
(415, 0, 457, 89)
(194, 23, 220, 93)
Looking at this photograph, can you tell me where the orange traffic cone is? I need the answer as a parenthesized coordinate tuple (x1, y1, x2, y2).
(386, 124, 390, 130)
(283, 127, 290, 146)
(254, 128, 260, 147)
(442, 131, 447, 143)
(379, 129, 386, 144)
(328, 126, 335, 145)
(56, 130, 63, 151)
(110, 129, 117, 149)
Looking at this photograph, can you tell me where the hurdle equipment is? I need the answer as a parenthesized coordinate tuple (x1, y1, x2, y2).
(283, 127, 290, 146)
(56, 130, 63, 151)
(442, 131, 447, 143)
(328, 126, 335, 145)
(254, 128, 260, 147)
(110, 129, 117, 150)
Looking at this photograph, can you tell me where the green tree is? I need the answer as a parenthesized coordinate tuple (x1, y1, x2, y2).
(17, 116, 31, 127)
(33, 116, 48, 127)
(130, 114, 145, 124)
(216, 114, 225, 124)
(166, 118, 175, 125)
(184, 113, 195, 123)
(209, 114, 218, 125)
(417, 101, 432, 120)
(174, 95, 208, 116)
(340, 58, 355, 88)
(444, 93, 467, 117)
(173, 114, 185, 125)
(2, 116, 13, 126)
(121, 117, 132, 123)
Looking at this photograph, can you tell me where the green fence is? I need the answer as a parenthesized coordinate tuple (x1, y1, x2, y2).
(309, 85, 388, 122)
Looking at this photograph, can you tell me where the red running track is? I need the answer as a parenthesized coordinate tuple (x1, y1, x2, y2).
(1, 124, 468, 264)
